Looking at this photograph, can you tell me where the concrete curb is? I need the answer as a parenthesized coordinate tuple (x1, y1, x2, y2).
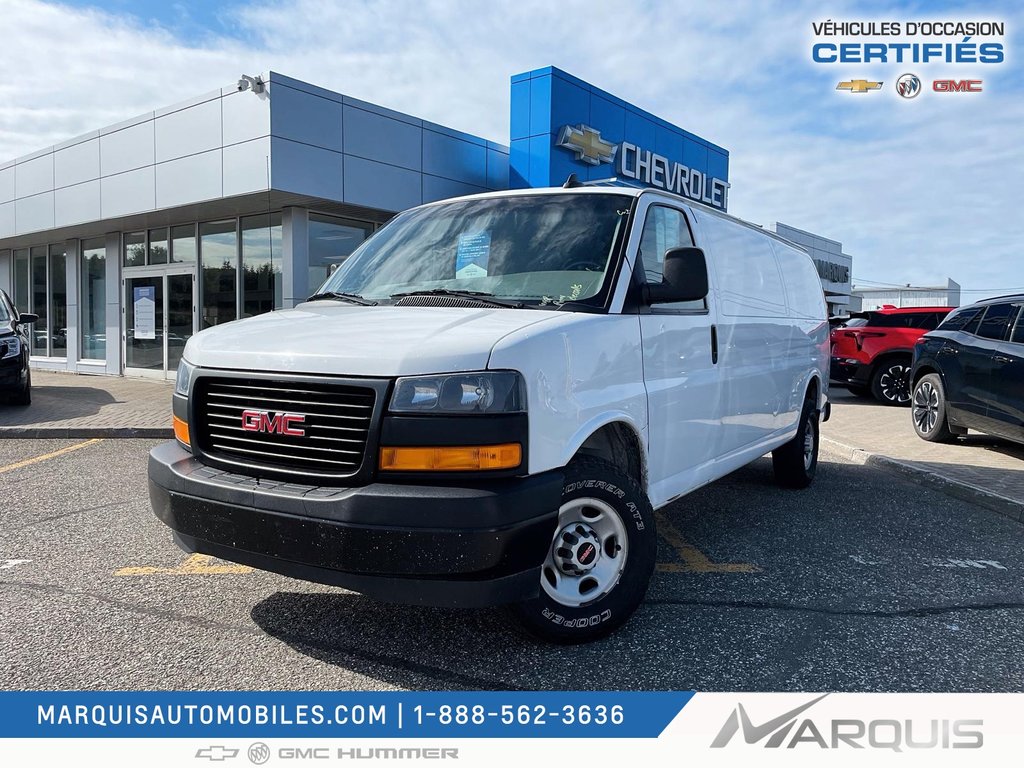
(821, 436, 1024, 524)
(0, 427, 172, 439)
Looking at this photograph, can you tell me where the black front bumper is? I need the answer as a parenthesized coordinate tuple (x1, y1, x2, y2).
(148, 441, 563, 608)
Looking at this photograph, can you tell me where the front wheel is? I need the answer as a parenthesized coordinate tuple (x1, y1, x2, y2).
(871, 359, 913, 406)
(508, 457, 656, 644)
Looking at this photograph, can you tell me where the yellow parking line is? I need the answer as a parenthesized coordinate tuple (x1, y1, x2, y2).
(0, 438, 104, 474)
(655, 511, 760, 573)
(115, 553, 253, 576)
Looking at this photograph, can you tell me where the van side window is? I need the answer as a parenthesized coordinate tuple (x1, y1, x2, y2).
(637, 206, 704, 311)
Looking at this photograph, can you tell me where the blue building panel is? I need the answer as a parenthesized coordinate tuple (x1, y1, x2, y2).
(507, 66, 729, 209)
(270, 137, 343, 201)
(528, 76, 551, 138)
(422, 174, 488, 204)
(510, 80, 531, 141)
(342, 105, 422, 172)
(486, 148, 509, 191)
(344, 155, 422, 212)
(270, 84, 343, 153)
(423, 129, 487, 188)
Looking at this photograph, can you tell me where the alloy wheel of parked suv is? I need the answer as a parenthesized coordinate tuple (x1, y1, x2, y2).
(872, 361, 913, 405)
(912, 373, 955, 442)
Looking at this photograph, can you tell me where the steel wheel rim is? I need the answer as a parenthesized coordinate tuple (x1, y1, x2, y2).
(880, 364, 912, 403)
(913, 380, 940, 433)
(803, 420, 815, 470)
(541, 497, 629, 608)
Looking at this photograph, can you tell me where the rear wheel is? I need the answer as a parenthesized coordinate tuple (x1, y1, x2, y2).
(912, 373, 954, 442)
(871, 358, 913, 406)
(772, 395, 819, 489)
(508, 457, 656, 644)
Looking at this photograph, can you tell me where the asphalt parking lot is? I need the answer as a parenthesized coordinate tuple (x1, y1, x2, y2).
(2, 435, 1023, 692)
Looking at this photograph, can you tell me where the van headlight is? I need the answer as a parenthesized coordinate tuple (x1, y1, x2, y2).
(390, 371, 525, 414)
(174, 359, 196, 396)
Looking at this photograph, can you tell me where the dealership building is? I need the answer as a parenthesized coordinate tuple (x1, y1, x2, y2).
(0, 66, 843, 379)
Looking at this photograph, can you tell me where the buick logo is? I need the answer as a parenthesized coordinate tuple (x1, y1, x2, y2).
(241, 409, 306, 436)
(247, 742, 270, 765)
(896, 73, 921, 99)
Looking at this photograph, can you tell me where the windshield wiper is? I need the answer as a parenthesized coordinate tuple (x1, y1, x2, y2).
(389, 289, 523, 309)
(306, 291, 378, 306)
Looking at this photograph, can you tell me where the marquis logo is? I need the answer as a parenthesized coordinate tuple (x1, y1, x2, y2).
(556, 124, 618, 166)
(710, 694, 984, 751)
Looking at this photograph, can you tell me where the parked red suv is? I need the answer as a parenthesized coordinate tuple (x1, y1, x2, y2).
(830, 306, 953, 405)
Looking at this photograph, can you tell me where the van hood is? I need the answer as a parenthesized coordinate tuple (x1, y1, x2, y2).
(184, 303, 562, 377)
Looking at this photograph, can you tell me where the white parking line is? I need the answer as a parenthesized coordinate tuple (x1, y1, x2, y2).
(0, 559, 32, 570)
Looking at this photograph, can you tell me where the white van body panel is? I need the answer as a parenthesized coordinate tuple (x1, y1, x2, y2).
(185, 303, 560, 377)
(486, 312, 649, 479)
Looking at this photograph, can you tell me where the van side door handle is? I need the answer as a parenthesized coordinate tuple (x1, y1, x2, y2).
(993, 354, 1013, 364)
(710, 324, 719, 365)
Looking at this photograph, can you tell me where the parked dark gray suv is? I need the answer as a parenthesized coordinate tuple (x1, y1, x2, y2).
(0, 289, 35, 406)
(910, 295, 1024, 444)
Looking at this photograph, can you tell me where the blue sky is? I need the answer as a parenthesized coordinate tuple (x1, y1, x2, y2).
(2, 0, 1021, 300)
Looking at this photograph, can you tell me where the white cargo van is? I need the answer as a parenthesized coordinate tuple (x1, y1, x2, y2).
(149, 184, 829, 642)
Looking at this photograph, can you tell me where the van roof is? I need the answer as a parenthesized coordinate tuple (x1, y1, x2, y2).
(415, 184, 807, 253)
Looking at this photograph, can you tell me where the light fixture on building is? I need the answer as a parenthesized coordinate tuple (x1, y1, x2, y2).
(237, 74, 265, 94)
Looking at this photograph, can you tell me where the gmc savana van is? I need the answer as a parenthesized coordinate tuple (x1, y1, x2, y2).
(149, 185, 829, 642)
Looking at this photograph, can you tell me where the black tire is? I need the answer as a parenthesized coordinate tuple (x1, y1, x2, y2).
(507, 456, 656, 644)
(10, 368, 30, 406)
(845, 384, 871, 398)
(871, 357, 913, 406)
(911, 373, 954, 442)
(772, 395, 819, 489)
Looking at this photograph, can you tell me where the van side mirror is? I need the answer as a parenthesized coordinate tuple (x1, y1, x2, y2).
(16, 313, 38, 325)
(644, 247, 709, 304)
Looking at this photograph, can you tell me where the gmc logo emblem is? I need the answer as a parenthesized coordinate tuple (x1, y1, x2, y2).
(933, 79, 982, 93)
(241, 409, 306, 436)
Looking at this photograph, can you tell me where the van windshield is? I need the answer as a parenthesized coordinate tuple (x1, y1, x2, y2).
(316, 194, 632, 308)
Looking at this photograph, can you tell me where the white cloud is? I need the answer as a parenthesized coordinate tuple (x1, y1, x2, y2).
(1, 0, 1021, 297)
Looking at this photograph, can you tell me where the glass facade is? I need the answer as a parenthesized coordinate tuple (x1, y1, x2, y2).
(241, 213, 282, 319)
(31, 245, 47, 355)
(49, 244, 67, 356)
(308, 213, 374, 292)
(171, 224, 197, 263)
(3, 208, 380, 373)
(80, 238, 106, 360)
(200, 220, 238, 329)
(124, 231, 145, 267)
(148, 228, 169, 265)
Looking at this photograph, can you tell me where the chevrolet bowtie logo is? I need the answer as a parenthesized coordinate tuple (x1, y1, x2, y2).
(556, 124, 617, 166)
(195, 746, 239, 761)
(836, 79, 883, 93)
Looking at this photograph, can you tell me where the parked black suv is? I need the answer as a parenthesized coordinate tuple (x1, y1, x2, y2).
(910, 295, 1024, 444)
(0, 289, 34, 406)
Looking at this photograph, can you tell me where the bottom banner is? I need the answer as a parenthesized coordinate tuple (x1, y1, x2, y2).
(1, 692, 1021, 766)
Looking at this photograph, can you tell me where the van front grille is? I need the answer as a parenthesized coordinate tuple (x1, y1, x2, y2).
(193, 377, 377, 479)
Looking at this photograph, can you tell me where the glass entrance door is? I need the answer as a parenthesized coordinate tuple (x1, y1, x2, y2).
(124, 269, 196, 378)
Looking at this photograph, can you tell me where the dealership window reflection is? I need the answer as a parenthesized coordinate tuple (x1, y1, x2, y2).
(200, 220, 238, 329)
(80, 238, 106, 360)
(241, 213, 282, 318)
(308, 213, 374, 291)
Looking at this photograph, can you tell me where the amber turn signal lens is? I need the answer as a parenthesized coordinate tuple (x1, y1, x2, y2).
(380, 443, 521, 472)
(173, 415, 190, 447)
